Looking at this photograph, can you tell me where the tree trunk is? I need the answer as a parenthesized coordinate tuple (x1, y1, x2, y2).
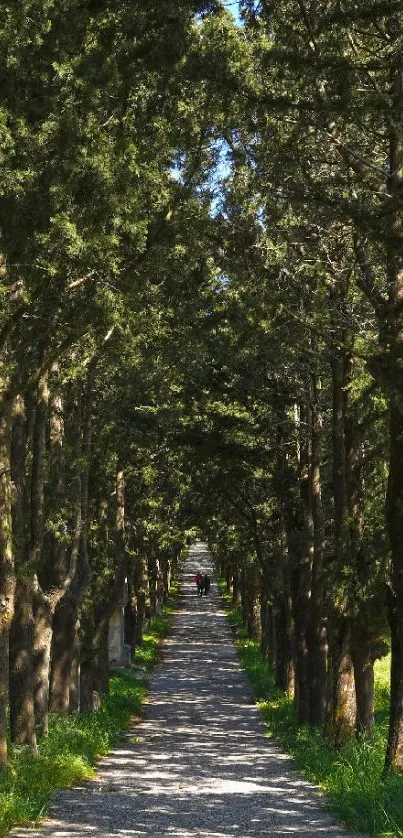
(126, 580, 138, 652)
(306, 376, 327, 726)
(156, 559, 164, 610)
(10, 394, 27, 562)
(79, 608, 95, 713)
(50, 593, 77, 714)
(148, 553, 158, 615)
(385, 405, 403, 768)
(291, 400, 313, 724)
(232, 561, 240, 606)
(246, 564, 260, 639)
(330, 346, 348, 540)
(29, 376, 48, 567)
(47, 370, 67, 588)
(161, 553, 171, 600)
(79, 666, 93, 713)
(48, 495, 83, 714)
(0, 398, 15, 769)
(327, 334, 356, 741)
(260, 587, 272, 662)
(33, 372, 66, 733)
(352, 623, 375, 737)
(50, 366, 94, 713)
(344, 362, 374, 738)
(82, 468, 128, 707)
(324, 616, 356, 747)
(9, 579, 37, 752)
(225, 563, 232, 593)
(9, 392, 38, 753)
(134, 552, 150, 647)
(382, 23, 403, 770)
(33, 588, 53, 734)
(274, 419, 297, 699)
(274, 579, 294, 696)
(240, 568, 248, 627)
(69, 620, 81, 712)
(92, 623, 109, 697)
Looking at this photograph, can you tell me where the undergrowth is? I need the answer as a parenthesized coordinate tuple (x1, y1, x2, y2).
(219, 582, 403, 838)
(0, 579, 180, 837)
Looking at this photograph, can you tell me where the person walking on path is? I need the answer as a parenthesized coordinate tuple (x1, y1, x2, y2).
(9, 542, 359, 838)
(194, 569, 204, 596)
(203, 572, 210, 595)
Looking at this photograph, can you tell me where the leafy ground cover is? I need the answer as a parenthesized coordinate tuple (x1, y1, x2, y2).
(219, 584, 403, 838)
(0, 582, 180, 838)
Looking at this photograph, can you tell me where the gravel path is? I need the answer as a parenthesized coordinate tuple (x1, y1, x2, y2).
(11, 542, 360, 838)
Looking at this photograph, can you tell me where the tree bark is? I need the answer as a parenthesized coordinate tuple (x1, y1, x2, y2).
(0, 392, 14, 765)
(326, 328, 357, 742)
(260, 585, 272, 662)
(9, 388, 44, 754)
(32, 372, 66, 733)
(148, 553, 158, 615)
(89, 469, 128, 702)
(93, 624, 110, 698)
(9, 579, 37, 752)
(352, 623, 375, 737)
(291, 400, 313, 724)
(50, 592, 78, 714)
(274, 419, 297, 699)
(385, 406, 403, 768)
(47, 370, 67, 588)
(10, 394, 27, 562)
(133, 552, 150, 648)
(274, 594, 294, 695)
(225, 563, 232, 593)
(383, 18, 403, 771)
(324, 616, 356, 747)
(232, 561, 240, 606)
(49, 365, 94, 713)
(29, 376, 48, 567)
(306, 376, 327, 726)
(33, 589, 53, 734)
(161, 552, 171, 600)
(343, 360, 377, 738)
(246, 563, 261, 639)
(240, 567, 248, 627)
(126, 577, 138, 652)
(69, 620, 81, 712)
(49, 475, 83, 713)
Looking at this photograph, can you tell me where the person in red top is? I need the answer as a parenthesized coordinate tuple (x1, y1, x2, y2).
(195, 571, 203, 596)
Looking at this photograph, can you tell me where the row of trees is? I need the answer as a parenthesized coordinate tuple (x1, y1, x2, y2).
(186, 0, 403, 773)
(0, 0, 234, 766)
(2, 0, 403, 784)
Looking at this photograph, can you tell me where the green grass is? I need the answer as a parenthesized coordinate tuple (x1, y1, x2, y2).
(0, 672, 145, 836)
(0, 581, 180, 837)
(219, 582, 403, 837)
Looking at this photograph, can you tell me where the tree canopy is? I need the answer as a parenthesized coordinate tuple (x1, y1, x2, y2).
(1, 0, 403, 783)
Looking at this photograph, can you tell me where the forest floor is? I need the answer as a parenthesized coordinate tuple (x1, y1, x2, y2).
(9, 542, 359, 837)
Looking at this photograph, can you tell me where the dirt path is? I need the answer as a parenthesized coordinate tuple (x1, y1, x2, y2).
(10, 542, 360, 837)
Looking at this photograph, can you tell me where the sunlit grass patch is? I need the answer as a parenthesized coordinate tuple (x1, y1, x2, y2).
(374, 655, 390, 730)
(136, 630, 162, 670)
(135, 609, 175, 672)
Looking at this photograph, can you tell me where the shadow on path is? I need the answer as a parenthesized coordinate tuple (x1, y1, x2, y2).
(10, 542, 360, 837)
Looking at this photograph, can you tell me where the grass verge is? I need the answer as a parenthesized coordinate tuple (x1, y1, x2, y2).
(0, 578, 181, 838)
(219, 582, 403, 838)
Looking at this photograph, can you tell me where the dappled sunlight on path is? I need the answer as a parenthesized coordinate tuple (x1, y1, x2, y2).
(10, 543, 359, 837)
